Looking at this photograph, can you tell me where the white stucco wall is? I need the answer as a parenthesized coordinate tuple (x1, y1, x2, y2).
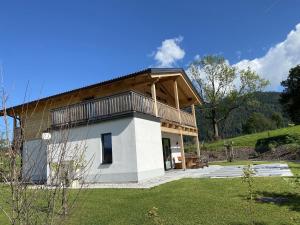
(134, 117, 165, 181)
(49, 117, 138, 183)
(23, 115, 166, 184)
(44, 115, 164, 183)
(23, 139, 47, 183)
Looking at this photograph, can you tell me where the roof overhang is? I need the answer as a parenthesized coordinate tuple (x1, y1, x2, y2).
(1, 68, 202, 116)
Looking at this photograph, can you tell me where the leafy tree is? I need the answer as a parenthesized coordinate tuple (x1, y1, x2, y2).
(280, 65, 300, 125)
(189, 55, 269, 139)
(196, 92, 290, 141)
(242, 112, 276, 134)
(271, 112, 284, 128)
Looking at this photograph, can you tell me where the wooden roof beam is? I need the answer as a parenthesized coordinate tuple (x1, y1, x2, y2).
(150, 73, 181, 79)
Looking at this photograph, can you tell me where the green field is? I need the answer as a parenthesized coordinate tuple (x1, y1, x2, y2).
(1, 127, 300, 225)
(0, 162, 299, 225)
(204, 125, 300, 150)
(62, 162, 300, 225)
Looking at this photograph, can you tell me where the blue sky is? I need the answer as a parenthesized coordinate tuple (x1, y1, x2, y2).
(1, 0, 300, 107)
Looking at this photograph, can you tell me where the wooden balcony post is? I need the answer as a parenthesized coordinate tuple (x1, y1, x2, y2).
(191, 104, 197, 127)
(13, 116, 16, 144)
(13, 116, 16, 130)
(179, 131, 186, 170)
(194, 135, 201, 158)
(173, 79, 181, 124)
(151, 82, 158, 116)
(191, 104, 200, 157)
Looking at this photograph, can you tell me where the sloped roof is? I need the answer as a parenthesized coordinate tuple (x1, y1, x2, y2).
(4, 68, 201, 114)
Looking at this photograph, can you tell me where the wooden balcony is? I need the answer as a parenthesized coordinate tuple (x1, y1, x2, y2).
(50, 91, 196, 128)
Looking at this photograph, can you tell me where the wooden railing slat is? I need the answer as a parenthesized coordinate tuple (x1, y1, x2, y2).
(50, 91, 195, 128)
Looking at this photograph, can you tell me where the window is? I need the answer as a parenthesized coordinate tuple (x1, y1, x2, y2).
(101, 133, 112, 164)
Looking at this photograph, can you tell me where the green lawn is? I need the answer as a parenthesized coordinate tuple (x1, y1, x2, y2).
(205, 125, 300, 150)
(68, 176, 300, 225)
(1, 162, 299, 225)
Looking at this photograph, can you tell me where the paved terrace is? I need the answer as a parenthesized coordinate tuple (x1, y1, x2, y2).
(83, 163, 293, 189)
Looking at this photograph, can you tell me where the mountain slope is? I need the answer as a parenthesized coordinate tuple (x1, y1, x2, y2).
(196, 92, 290, 141)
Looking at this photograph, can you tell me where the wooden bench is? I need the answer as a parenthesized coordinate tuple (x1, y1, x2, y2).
(174, 155, 209, 169)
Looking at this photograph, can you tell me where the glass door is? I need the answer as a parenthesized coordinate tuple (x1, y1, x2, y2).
(162, 138, 172, 170)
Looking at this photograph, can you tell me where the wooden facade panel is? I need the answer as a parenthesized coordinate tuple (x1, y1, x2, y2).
(10, 71, 200, 140)
(19, 82, 137, 139)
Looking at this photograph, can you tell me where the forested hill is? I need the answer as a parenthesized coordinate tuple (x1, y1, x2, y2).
(196, 92, 290, 141)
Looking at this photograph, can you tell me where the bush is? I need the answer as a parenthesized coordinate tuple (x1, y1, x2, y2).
(255, 134, 300, 153)
(281, 143, 300, 152)
(184, 144, 197, 153)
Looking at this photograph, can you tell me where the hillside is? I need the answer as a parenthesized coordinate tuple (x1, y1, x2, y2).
(205, 125, 300, 150)
(196, 91, 290, 141)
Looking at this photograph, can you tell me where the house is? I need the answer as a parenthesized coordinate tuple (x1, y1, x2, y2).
(5, 68, 202, 184)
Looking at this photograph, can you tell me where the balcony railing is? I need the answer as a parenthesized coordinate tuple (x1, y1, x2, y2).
(51, 91, 196, 128)
(180, 110, 196, 127)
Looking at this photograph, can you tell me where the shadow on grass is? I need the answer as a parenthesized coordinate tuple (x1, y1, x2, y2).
(229, 222, 267, 225)
(255, 191, 300, 212)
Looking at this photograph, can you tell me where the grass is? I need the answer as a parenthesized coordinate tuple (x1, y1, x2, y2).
(204, 125, 300, 150)
(66, 176, 300, 225)
(1, 161, 299, 225)
(0, 159, 299, 224)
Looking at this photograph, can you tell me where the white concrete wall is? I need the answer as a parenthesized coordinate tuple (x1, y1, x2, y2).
(49, 117, 138, 183)
(23, 116, 166, 184)
(134, 117, 165, 181)
(161, 132, 182, 163)
(23, 139, 47, 183)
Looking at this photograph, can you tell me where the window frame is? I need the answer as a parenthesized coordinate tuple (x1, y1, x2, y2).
(101, 133, 113, 164)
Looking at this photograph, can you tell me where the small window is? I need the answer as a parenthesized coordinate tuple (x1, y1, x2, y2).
(101, 133, 112, 164)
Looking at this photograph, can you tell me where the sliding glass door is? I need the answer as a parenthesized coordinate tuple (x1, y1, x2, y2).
(162, 138, 172, 170)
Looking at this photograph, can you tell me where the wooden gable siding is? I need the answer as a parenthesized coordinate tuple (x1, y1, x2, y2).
(20, 75, 151, 140)
(14, 71, 200, 140)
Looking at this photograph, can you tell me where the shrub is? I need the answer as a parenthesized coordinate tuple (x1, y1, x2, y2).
(255, 134, 300, 153)
(281, 143, 300, 152)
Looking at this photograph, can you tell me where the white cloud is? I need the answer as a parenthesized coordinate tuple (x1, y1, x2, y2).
(154, 36, 185, 67)
(234, 23, 300, 90)
(194, 54, 201, 61)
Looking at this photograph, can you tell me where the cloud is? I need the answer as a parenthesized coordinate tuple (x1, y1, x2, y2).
(194, 54, 201, 61)
(234, 23, 300, 90)
(154, 36, 185, 67)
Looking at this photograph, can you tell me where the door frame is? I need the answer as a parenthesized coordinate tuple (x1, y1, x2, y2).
(162, 138, 172, 171)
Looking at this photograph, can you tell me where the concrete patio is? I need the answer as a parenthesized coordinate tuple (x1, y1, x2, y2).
(82, 163, 293, 189)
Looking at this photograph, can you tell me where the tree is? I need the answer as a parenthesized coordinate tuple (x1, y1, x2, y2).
(188, 55, 269, 139)
(271, 112, 284, 128)
(280, 65, 300, 125)
(0, 86, 92, 225)
(242, 112, 276, 134)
